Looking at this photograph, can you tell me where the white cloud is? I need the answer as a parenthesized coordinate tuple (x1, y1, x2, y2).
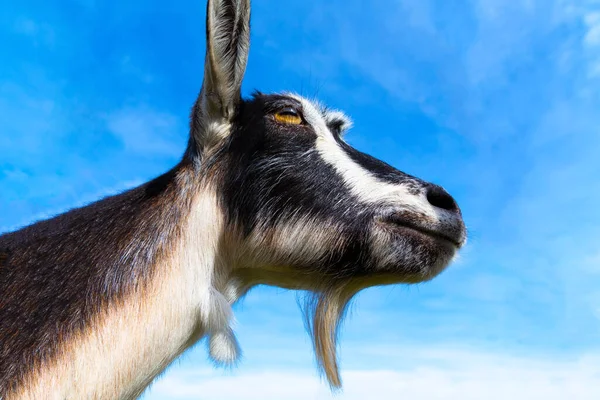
(0, 81, 66, 161)
(584, 12, 600, 46)
(399, 0, 436, 34)
(589, 59, 600, 77)
(582, 251, 600, 274)
(13, 17, 56, 47)
(143, 347, 600, 400)
(13, 18, 38, 36)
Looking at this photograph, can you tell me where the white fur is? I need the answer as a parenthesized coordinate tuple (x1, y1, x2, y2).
(209, 328, 240, 365)
(249, 214, 345, 268)
(207, 119, 233, 148)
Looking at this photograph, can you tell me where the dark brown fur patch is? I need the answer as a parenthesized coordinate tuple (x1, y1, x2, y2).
(0, 250, 7, 266)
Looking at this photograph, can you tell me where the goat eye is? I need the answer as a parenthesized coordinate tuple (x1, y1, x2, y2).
(274, 108, 303, 125)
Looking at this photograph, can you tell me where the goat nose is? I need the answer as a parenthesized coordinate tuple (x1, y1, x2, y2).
(426, 184, 459, 212)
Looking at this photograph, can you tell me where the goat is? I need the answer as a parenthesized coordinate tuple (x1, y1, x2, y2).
(0, 0, 466, 398)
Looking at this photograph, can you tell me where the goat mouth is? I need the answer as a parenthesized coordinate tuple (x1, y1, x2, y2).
(376, 214, 463, 248)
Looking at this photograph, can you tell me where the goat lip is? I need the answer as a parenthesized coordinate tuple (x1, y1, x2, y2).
(377, 215, 463, 248)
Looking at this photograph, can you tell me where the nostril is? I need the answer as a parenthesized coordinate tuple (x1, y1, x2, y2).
(426, 185, 458, 212)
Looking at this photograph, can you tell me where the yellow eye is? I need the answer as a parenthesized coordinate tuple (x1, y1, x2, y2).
(274, 108, 303, 125)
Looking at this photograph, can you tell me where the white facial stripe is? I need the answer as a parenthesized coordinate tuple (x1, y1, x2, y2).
(286, 94, 438, 222)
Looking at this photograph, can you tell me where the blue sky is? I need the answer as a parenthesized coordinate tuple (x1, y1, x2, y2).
(2, 0, 600, 398)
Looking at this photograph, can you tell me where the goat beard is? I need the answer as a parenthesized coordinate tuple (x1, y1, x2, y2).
(302, 282, 362, 389)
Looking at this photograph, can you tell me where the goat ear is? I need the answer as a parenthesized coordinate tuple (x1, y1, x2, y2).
(191, 0, 250, 150)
